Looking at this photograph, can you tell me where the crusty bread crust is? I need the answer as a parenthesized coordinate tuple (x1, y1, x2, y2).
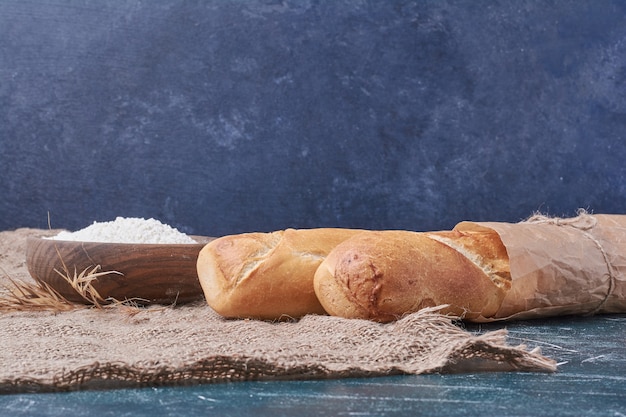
(313, 229, 511, 322)
(197, 228, 363, 320)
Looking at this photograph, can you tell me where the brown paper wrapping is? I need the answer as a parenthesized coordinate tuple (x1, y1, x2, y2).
(454, 212, 626, 322)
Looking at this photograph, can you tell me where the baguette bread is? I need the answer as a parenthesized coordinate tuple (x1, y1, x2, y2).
(313, 229, 511, 322)
(196, 228, 363, 320)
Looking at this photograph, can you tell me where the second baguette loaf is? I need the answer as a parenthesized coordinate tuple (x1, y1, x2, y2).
(197, 228, 363, 320)
(313, 229, 511, 322)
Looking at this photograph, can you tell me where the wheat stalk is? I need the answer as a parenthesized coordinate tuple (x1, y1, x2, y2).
(0, 265, 153, 313)
(52, 264, 114, 308)
(0, 262, 117, 312)
(0, 273, 76, 312)
(0, 258, 153, 312)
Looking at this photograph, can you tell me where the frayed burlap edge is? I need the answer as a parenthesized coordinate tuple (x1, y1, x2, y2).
(0, 308, 556, 394)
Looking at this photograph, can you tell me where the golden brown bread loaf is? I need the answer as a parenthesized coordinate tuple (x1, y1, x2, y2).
(313, 229, 512, 322)
(196, 228, 363, 320)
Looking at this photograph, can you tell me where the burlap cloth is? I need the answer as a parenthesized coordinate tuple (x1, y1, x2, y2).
(0, 228, 556, 394)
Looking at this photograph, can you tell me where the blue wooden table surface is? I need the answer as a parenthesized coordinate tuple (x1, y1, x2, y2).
(1, 314, 625, 416)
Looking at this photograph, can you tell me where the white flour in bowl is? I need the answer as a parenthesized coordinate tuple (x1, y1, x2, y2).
(49, 217, 197, 244)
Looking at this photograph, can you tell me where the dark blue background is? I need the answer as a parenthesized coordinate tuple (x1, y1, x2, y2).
(2, 1, 625, 236)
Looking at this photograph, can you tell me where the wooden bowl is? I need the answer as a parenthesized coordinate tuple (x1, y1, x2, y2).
(25, 236, 214, 305)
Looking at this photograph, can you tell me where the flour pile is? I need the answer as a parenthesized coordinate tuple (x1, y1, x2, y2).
(49, 217, 196, 244)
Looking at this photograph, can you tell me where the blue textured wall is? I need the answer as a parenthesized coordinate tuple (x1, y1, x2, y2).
(1, 1, 625, 236)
